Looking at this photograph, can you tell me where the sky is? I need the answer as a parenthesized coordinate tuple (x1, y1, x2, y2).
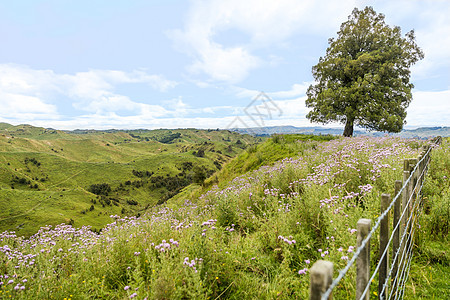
(0, 0, 449, 131)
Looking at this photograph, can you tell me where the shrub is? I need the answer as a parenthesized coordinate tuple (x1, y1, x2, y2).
(88, 183, 112, 196)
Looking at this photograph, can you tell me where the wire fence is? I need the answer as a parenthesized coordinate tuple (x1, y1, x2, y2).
(309, 136, 442, 300)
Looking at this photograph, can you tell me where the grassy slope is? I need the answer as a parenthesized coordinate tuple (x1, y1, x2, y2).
(0, 124, 260, 236)
(171, 134, 336, 206)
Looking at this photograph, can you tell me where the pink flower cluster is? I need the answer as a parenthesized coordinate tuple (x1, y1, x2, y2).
(278, 235, 296, 245)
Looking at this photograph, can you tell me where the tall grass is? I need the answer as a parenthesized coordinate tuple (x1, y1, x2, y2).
(1, 136, 441, 299)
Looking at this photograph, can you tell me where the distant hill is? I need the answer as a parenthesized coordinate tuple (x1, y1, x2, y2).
(231, 126, 450, 138)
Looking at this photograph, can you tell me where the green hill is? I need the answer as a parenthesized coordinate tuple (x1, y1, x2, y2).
(0, 124, 262, 236)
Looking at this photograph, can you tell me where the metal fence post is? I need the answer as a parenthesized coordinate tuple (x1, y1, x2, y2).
(356, 218, 371, 300)
(310, 260, 334, 300)
(379, 194, 390, 299)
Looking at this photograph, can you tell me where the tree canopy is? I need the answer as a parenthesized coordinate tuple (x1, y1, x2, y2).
(305, 6, 424, 137)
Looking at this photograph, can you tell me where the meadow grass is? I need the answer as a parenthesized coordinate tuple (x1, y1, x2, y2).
(1, 136, 446, 299)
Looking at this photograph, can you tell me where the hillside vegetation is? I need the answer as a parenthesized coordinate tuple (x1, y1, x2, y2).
(1, 135, 447, 299)
(0, 124, 261, 236)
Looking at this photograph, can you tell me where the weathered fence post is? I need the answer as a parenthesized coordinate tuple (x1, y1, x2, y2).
(417, 152, 424, 192)
(401, 160, 411, 235)
(392, 180, 402, 296)
(379, 194, 390, 299)
(407, 158, 418, 261)
(310, 260, 333, 300)
(400, 160, 411, 290)
(356, 218, 371, 300)
(408, 158, 418, 208)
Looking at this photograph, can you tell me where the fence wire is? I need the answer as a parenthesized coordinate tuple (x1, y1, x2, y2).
(384, 155, 429, 299)
(359, 161, 427, 299)
(321, 143, 435, 300)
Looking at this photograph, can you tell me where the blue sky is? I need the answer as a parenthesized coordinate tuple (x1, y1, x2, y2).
(0, 0, 448, 130)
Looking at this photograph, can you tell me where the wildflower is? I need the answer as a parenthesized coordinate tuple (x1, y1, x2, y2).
(298, 268, 308, 275)
(124, 286, 130, 290)
(305, 259, 310, 264)
(130, 293, 138, 298)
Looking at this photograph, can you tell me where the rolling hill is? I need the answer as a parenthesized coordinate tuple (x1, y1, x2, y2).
(0, 123, 262, 236)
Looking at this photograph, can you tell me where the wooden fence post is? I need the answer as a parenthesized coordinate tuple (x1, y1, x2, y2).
(310, 260, 333, 300)
(356, 218, 371, 300)
(379, 194, 390, 299)
(392, 180, 402, 296)
(401, 160, 411, 234)
(408, 158, 418, 208)
(417, 152, 424, 192)
(407, 158, 418, 258)
(401, 160, 411, 287)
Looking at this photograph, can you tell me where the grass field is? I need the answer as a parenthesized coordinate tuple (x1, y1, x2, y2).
(0, 126, 447, 299)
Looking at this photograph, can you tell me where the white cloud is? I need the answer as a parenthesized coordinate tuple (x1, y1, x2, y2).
(273, 96, 309, 119)
(406, 89, 450, 127)
(188, 45, 260, 82)
(412, 17, 450, 78)
(233, 82, 311, 100)
(269, 83, 311, 99)
(0, 64, 177, 121)
(360, 0, 450, 79)
(170, 0, 356, 83)
(0, 92, 58, 121)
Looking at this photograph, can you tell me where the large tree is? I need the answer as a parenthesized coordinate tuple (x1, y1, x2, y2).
(306, 6, 424, 137)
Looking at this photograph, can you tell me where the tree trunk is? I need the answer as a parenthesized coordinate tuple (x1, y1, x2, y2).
(343, 118, 354, 137)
